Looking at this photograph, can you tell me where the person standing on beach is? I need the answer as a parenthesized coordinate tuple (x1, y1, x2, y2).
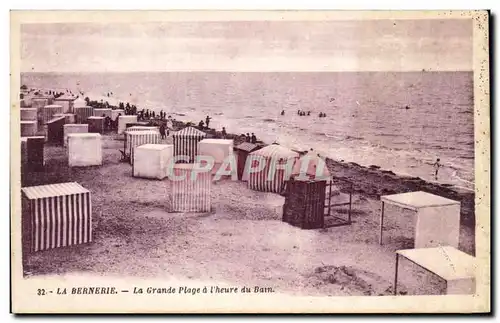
(221, 127, 227, 139)
(159, 123, 166, 140)
(251, 133, 257, 144)
(433, 158, 442, 180)
(205, 116, 212, 128)
(246, 133, 251, 142)
(199, 120, 205, 129)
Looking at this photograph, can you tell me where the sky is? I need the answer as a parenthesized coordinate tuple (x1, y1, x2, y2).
(20, 19, 473, 72)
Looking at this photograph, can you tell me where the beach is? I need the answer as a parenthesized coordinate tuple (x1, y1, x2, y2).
(19, 109, 475, 297)
(15, 70, 477, 298)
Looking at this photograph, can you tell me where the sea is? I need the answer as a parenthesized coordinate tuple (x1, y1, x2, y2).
(21, 71, 475, 190)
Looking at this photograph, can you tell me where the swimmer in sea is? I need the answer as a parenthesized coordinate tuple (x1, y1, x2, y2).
(433, 158, 442, 180)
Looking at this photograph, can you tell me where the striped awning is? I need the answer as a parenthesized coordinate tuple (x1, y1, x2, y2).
(172, 126, 206, 138)
(22, 182, 90, 200)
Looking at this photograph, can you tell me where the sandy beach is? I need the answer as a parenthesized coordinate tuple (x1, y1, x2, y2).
(20, 114, 475, 296)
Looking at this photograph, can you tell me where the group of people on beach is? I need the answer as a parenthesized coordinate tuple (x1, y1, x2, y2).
(243, 133, 258, 144)
(198, 116, 212, 129)
(137, 109, 169, 121)
(297, 110, 311, 116)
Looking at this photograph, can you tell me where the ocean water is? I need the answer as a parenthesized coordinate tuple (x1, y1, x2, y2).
(21, 71, 474, 189)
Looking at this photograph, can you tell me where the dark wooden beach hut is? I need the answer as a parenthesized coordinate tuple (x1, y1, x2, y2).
(46, 116, 66, 145)
(21, 136, 45, 174)
(88, 116, 105, 134)
(282, 152, 353, 229)
(172, 126, 206, 163)
(234, 142, 259, 180)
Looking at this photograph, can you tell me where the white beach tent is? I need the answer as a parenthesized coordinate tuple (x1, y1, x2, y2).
(73, 97, 87, 108)
(247, 143, 299, 193)
(291, 151, 331, 181)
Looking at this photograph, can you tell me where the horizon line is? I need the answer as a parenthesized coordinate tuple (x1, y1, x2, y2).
(20, 69, 474, 74)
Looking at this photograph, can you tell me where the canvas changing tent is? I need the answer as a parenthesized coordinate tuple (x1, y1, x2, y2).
(167, 163, 211, 213)
(54, 113, 76, 124)
(172, 126, 206, 163)
(290, 151, 331, 181)
(43, 105, 63, 124)
(63, 124, 89, 147)
(20, 108, 37, 121)
(133, 144, 173, 180)
(21, 182, 92, 253)
(68, 133, 102, 167)
(20, 121, 37, 137)
(125, 130, 160, 165)
(93, 108, 112, 119)
(20, 136, 45, 173)
(247, 144, 299, 193)
(197, 139, 235, 176)
(111, 109, 125, 120)
(74, 106, 94, 124)
(73, 97, 87, 109)
(31, 98, 50, 124)
(46, 116, 66, 145)
(233, 142, 260, 180)
(53, 95, 75, 113)
(118, 115, 138, 134)
(88, 116, 105, 134)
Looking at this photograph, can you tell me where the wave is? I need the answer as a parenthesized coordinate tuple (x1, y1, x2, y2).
(378, 133, 401, 137)
(345, 135, 364, 141)
(262, 118, 276, 123)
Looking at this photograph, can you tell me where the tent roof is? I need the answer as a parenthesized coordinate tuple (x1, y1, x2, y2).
(249, 143, 299, 159)
(291, 151, 331, 180)
(172, 126, 206, 137)
(73, 97, 87, 107)
(235, 142, 259, 153)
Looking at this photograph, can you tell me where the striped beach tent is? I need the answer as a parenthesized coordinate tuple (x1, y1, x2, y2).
(43, 105, 63, 124)
(125, 126, 159, 133)
(167, 163, 211, 213)
(172, 126, 206, 163)
(31, 98, 49, 123)
(291, 151, 331, 181)
(74, 106, 94, 124)
(21, 182, 92, 253)
(247, 144, 300, 193)
(125, 130, 160, 165)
